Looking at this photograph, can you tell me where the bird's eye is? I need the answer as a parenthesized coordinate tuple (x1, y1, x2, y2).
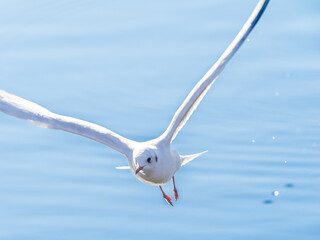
(147, 157, 151, 163)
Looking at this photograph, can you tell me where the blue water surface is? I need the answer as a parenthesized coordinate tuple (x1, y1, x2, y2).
(0, 0, 319, 239)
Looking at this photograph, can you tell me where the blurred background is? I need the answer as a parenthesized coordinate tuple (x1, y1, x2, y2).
(0, 0, 319, 239)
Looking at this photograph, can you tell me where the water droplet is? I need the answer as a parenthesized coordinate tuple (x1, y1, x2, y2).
(272, 136, 276, 140)
(284, 160, 287, 164)
(273, 190, 279, 196)
(246, 38, 250, 42)
(252, 139, 256, 143)
(275, 91, 279, 96)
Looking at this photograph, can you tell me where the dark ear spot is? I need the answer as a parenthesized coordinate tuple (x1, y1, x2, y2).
(155, 155, 158, 162)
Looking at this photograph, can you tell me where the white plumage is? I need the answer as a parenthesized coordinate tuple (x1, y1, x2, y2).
(0, 0, 269, 206)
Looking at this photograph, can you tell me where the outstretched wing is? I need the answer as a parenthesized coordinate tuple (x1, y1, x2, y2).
(160, 0, 269, 144)
(0, 90, 136, 157)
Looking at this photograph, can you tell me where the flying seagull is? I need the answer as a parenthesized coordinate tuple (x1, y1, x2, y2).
(0, 0, 269, 206)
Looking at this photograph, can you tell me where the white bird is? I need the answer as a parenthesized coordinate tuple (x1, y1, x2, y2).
(0, 0, 269, 206)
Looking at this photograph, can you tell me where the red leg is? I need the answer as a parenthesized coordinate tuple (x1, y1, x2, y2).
(172, 176, 179, 201)
(159, 186, 173, 206)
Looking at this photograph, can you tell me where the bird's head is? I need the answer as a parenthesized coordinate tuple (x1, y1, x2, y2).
(133, 148, 158, 175)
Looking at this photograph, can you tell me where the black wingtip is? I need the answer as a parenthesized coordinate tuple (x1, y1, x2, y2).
(251, 0, 270, 29)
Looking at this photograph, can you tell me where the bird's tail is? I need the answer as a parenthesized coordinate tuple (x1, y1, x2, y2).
(180, 151, 207, 166)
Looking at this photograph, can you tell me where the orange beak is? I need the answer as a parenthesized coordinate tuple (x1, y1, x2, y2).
(135, 165, 143, 175)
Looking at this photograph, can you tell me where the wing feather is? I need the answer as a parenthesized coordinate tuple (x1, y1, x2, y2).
(0, 90, 135, 157)
(160, 0, 269, 143)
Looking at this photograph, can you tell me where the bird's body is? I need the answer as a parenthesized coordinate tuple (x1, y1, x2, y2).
(132, 142, 181, 185)
(0, 0, 269, 206)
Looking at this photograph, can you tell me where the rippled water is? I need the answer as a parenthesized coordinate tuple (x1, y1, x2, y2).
(0, 1, 319, 239)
